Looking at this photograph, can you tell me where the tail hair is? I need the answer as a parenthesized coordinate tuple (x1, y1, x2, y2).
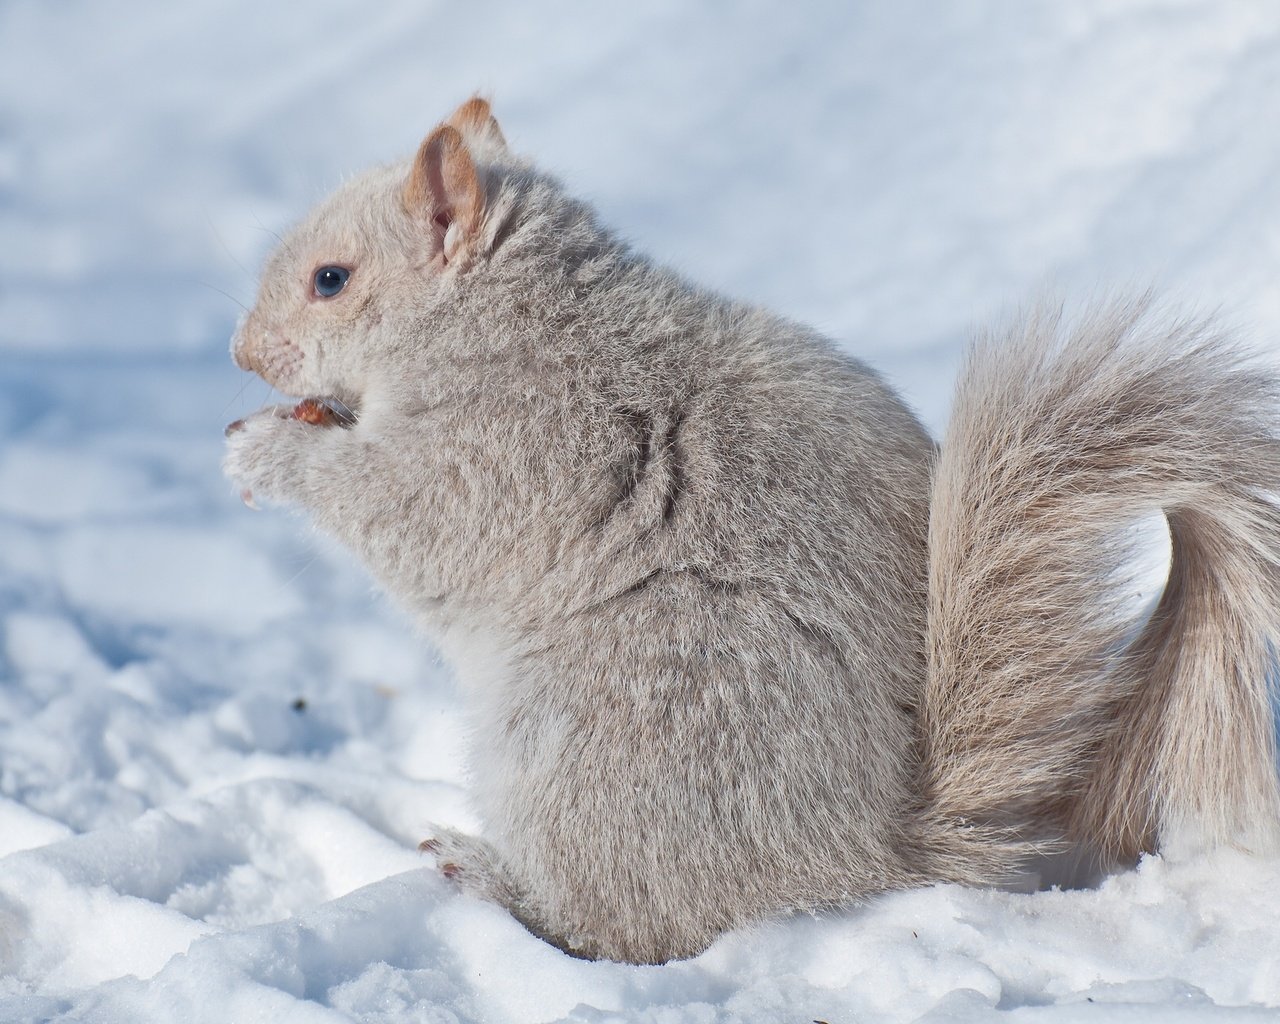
(922, 295, 1280, 866)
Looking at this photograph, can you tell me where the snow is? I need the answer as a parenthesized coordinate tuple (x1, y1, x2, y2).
(2, 0, 1279, 1020)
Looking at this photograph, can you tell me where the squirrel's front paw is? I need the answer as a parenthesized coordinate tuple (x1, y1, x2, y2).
(222, 404, 327, 507)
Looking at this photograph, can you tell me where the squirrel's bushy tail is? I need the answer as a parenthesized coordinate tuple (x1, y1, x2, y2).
(922, 297, 1280, 869)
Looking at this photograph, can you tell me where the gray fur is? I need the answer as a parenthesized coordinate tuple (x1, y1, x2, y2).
(224, 101, 1280, 963)
(925, 299, 1280, 865)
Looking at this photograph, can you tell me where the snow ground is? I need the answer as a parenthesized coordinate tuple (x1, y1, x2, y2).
(2, 1, 1280, 1021)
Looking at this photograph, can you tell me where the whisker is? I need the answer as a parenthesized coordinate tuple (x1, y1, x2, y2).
(278, 552, 320, 595)
(254, 214, 297, 261)
(204, 211, 257, 284)
(199, 281, 250, 313)
(220, 374, 257, 416)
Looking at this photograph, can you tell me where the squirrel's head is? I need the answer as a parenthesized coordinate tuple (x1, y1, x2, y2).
(231, 96, 531, 412)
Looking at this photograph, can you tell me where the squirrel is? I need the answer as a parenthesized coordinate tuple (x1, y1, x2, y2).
(224, 97, 1280, 964)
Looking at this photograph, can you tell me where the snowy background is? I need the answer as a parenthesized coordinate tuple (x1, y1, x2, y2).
(2, 1, 1280, 1021)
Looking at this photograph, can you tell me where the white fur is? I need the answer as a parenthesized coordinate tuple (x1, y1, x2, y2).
(224, 101, 1280, 963)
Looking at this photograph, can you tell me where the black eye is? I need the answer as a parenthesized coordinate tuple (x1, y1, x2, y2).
(313, 265, 350, 298)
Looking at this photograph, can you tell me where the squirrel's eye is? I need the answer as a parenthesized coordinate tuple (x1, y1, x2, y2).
(313, 266, 350, 298)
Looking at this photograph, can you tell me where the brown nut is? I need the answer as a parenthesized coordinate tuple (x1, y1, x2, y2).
(292, 398, 340, 426)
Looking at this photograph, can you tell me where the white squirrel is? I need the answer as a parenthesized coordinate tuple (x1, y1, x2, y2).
(224, 97, 1280, 964)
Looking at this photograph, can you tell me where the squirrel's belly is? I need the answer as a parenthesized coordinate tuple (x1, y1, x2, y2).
(465, 579, 920, 961)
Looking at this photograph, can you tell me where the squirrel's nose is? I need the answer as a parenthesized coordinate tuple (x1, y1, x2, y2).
(230, 317, 260, 374)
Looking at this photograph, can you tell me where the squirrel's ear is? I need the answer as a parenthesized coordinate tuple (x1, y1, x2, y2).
(446, 95, 508, 155)
(404, 124, 484, 263)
